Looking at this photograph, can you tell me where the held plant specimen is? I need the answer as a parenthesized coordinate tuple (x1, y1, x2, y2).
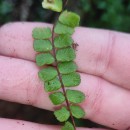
(32, 0, 86, 130)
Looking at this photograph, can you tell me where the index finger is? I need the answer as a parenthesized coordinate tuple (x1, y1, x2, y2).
(0, 22, 130, 89)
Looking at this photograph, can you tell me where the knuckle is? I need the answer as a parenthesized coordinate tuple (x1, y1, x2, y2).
(88, 77, 104, 119)
(95, 30, 116, 77)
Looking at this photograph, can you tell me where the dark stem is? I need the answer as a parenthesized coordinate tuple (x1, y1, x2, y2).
(63, 0, 68, 8)
(51, 1, 76, 128)
(51, 23, 76, 130)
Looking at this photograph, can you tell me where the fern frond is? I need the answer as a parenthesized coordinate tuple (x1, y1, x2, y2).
(32, 1, 86, 130)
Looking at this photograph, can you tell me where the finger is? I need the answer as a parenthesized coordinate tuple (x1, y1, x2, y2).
(0, 56, 130, 129)
(0, 22, 50, 60)
(0, 118, 107, 130)
(0, 22, 130, 90)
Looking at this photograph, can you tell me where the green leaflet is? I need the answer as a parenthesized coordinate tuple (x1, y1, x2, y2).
(54, 34, 73, 48)
(36, 53, 54, 66)
(66, 89, 85, 103)
(38, 67, 58, 82)
(59, 10, 80, 28)
(54, 22, 74, 35)
(44, 77, 61, 92)
(56, 47, 76, 62)
(32, 27, 52, 39)
(42, 0, 62, 12)
(70, 105, 85, 119)
(54, 107, 70, 122)
(58, 61, 77, 74)
(49, 92, 65, 105)
(33, 40, 52, 52)
(61, 121, 74, 130)
(62, 72, 81, 87)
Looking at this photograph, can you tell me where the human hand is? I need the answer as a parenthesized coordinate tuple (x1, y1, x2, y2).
(0, 22, 130, 130)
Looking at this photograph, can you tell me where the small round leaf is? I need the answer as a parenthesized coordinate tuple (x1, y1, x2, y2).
(42, 0, 62, 12)
(33, 40, 52, 52)
(54, 22, 74, 35)
(44, 77, 61, 92)
(38, 67, 58, 82)
(32, 27, 52, 39)
(70, 105, 85, 119)
(56, 47, 76, 62)
(59, 10, 80, 27)
(49, 92, 65, 105)
(62, 72, 81, 87)
(54, 34, 73, 48)
(36, 53, 54, 66)
(61, 121, 74, 130)
(58, 61, 77, 74)
(66, 89, 85, 103)
(54, 107, 70, 122)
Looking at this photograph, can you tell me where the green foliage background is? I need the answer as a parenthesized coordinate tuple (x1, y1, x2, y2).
(0, 0, 130, 32)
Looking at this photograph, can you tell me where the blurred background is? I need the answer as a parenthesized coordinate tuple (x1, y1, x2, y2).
(1, 0, 130, 32)
(0, 0, 130, 129)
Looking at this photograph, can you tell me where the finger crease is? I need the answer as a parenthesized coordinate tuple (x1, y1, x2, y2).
(95, 30, 116, 77)
(26, 72, 41, 106)
(88, 77, 103, 119)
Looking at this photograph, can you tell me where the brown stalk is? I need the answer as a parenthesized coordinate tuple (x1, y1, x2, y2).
(51, 0, 76, 129)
